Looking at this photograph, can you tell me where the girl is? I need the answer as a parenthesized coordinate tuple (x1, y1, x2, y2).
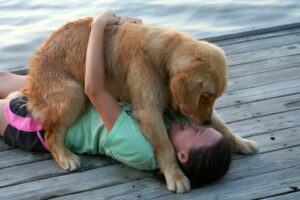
(0, 10, 234, 188)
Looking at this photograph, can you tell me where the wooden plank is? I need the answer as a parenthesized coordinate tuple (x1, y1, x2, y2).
(221, 33, 300, 55)
(0, 155, 115, 188)
(227, 109, 300, 137)
(245, 126, 300, 154)
(51, 146, 300, 200)
(0, 141, 118, 172)
(226, 147, 300, 181)
(157, 167, 300, 200)
(228, 54, 300, 79)
(0, 164, 152, 200)
(217, 93, 300, 123)
(226, 67, 300, 92)
(0, 139, 13, 151)
(227, 43, 300, 66)
(214, 27, 300, 46)
(52, 177, 168, 200)
(0, 149, 51, 169)
(263, 191, 300, 200)
(217, 79, 300, 108)
(233, 126, 300, 160)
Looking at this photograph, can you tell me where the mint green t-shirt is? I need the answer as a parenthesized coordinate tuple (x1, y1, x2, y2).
(64, 102, 191, 171)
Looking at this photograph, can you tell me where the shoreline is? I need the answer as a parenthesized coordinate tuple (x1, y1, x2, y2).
(8, 21, 300, 75)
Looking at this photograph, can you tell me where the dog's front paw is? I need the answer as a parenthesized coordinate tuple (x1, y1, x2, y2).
(57, 150, 81, 171)
(236, 138, 259, 154)
(164, 167, 191, 193)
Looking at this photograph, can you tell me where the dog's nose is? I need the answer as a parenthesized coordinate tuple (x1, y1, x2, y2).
(203, 119, 212, 125)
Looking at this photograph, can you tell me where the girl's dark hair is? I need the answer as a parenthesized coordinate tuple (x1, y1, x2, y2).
(179, 135, 232, 188)
(153, 135, 232, 188)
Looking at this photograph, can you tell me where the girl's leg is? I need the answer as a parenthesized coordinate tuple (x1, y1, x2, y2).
(0, 71, 27, 99)
(0, 71, 27, 136)
(0, 99, 9, 136)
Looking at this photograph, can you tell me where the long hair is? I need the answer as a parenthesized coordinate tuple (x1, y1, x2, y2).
(179, 135, 232, 188)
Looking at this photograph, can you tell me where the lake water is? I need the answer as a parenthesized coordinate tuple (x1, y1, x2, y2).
(0, 0, 299, 72)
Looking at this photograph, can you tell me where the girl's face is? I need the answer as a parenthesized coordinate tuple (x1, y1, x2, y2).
(168, 121, 222, 153)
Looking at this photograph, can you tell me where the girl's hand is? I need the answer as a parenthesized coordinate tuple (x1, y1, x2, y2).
(92, 10, 120, 27)
(116, 16, 143, 25)
(92, 10, 143, 28)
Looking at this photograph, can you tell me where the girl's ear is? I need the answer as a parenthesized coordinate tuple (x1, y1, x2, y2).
(177, 151, 189, 164)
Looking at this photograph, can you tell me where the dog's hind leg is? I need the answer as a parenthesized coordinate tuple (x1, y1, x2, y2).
(29, 79, 86, 171)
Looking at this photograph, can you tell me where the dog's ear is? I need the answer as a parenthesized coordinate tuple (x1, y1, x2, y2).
(170, 69, 203, 115)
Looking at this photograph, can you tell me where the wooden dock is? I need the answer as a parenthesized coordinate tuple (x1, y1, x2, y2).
(1, 24, 300, 200)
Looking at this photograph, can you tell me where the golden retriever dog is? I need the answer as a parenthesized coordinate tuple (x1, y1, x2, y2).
(21, 17, 258, 193)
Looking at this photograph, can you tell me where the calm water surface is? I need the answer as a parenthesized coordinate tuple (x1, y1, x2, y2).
(0, 0, 299, 71)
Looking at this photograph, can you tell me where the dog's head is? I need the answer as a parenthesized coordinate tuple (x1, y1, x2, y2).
(170, 42, 227, 125)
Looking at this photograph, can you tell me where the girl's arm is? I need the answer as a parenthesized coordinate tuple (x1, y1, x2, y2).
(84, 10, 122, 132)
(0, 71, 27, 135)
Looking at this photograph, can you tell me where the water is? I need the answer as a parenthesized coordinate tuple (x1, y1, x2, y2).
(0, 0, 299, 72)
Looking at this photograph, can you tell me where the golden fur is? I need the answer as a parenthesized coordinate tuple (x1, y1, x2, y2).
(21, 17, 258, 193)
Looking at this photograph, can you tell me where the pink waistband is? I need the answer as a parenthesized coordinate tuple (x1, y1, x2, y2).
(4, 102, 43, 132)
